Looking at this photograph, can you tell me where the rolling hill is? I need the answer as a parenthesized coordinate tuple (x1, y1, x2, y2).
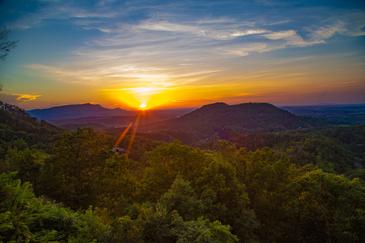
(143, 102, 316, 141)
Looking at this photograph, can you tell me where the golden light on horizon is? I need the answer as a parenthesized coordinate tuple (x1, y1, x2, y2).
(102, 81, 257, 110)
(102, 84, 172, 110)
(129, 86, 168, 110)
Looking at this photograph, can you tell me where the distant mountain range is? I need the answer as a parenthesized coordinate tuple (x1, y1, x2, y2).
(26, 102, 364, 138)
(28, 103, 133, 120)
(283, 104, 365, 125)
(27, 103, 191, 129)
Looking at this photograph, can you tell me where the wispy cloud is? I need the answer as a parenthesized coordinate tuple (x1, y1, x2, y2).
(223, 43, 273, 57)
(136, 20, 269, 40)
(0, 93, 41, 106)
(24, 8, 364, 89)
(15, 93, 41, 102)
(2, 0, 364, 106)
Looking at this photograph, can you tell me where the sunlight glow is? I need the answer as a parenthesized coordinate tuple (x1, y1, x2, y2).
(103, 84, 173, 110)
(131, 87, 165, 95)
(139, 102, 147, 110)
(102, 81, 255, 110)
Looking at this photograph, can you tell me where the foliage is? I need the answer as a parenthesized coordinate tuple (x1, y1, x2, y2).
(0, 173, 110, 242)
(159, 176, 203, 220)
(40, 128, 111, 209)
(282, 170, 365, 242)
(1, 101, 365, 242)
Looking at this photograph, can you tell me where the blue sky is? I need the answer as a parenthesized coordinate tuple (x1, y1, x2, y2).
(0, 0, 364, 109)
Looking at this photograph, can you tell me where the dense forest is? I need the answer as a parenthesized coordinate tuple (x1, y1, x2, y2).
(1, 101, 365, 242)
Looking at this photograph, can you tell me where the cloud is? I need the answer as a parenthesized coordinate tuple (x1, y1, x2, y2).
(6, 0, 364, 100)
(223, 24, 345, 56)
(230, 29, 268, 37)
(24, 11, 362, 90)
(260, 21, 350, 48)
(263, 30, 297, 40)
(137, 21, 198, 33)
(0, 93, 41, 106)
(311, 23, 344, 40)
(15, 94, 41, 102)
(8, 1, 119, 29)
(224, 43, 273, 56)
(136, 20, 269, 40)
(263, 30, 319, 47)
(27, 61, 221, 88)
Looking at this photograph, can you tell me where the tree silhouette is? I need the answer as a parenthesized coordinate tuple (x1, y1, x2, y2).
(0, 28, 17, 60)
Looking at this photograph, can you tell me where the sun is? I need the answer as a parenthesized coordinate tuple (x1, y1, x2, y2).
(139, 102, 148, 110)
(106, 84, 172, 110)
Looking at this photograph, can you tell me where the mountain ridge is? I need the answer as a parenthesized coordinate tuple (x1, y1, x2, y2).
(28, 103, 133, 120)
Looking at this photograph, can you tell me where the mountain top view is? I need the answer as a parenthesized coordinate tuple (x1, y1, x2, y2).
(1, 99, 365, 242)
(1, 0, 365, 242)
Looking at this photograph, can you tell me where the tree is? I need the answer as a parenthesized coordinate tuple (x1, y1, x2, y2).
(159, 176, 203, 220)
(40, 128, 110, 208)
(0, 28, 17, 61)
(0, 173, 110, 242)
(4, 146, 48, 191)
(196, 158, 258, 241)
(141, 142, 209, 201)
(177, 218, 238, 243)
(109, 203, 239, 243)
(283, 169, 365, 242)
(94, 154, 140, 215)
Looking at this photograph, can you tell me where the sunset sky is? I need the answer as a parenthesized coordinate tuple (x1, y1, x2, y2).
(0, 0, 364, 109)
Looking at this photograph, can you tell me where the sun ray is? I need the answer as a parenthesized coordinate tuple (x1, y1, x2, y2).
(125, 112, 142, 159)
(113, 122, 133, 147)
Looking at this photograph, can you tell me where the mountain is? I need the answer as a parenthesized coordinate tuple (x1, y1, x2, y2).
(28, 103, 133, 121)
(143, 102, 315, 141)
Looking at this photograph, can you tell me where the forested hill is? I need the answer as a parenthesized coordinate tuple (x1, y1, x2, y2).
(0, 101, 60, 145)
(1, 101, 365, 242)
(185, 102, 311, 128)
(145, 102, 318, 141)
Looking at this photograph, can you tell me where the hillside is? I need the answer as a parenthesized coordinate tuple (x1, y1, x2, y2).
(0, 100, 59, 135)
(28, 103, 133, 121)
(0, 100, 61, 155)
(145, 102, 315, 141)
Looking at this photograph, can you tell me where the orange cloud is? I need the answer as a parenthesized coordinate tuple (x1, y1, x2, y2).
(15, 93, 41, 102)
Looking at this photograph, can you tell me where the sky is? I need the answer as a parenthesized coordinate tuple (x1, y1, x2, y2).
(0, 0, 364, 110)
